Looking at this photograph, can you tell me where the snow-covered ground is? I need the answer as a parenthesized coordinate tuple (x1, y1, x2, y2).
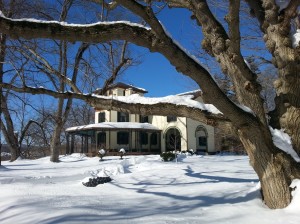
(0, 154, 299, 224)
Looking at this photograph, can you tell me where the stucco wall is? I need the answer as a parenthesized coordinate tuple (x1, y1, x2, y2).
(151, 115, 188, 152)
(186, 118, 215, 153)
(93, 87, 216, 153)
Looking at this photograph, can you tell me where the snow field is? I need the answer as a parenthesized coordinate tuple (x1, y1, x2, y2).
(0, 154, 300, 224)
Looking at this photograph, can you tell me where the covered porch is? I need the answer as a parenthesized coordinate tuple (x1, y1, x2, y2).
(65, 122, 162, 156)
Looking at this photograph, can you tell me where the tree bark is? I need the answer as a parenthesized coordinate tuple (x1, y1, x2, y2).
(237, 122, 300, 208)
(50, 121, 64, 162)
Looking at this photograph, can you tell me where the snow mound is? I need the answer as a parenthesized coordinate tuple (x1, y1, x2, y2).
(292, 29, 300, 48)
(85, 164, 125, 178)
(286, 179, 300, 212)
(270, 127, 300, 162)
(59, 153, 86, 162)
(1, 152, 11, 157)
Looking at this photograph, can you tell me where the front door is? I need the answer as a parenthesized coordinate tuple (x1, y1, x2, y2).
(165, 128, 181, 151)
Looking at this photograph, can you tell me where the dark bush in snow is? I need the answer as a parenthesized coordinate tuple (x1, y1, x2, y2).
(82, 176, 112, 187)
(160, 151, 176, 162)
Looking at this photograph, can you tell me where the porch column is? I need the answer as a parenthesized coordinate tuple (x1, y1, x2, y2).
(81, 136, 84, 154)
(66, 133, 70, 155)
(136, 131, 138, 152)
(159, 132, 162, 153)
(84, 135, 88, 153)
(70, 134, 75, 154)
(147, 132, 154, 153)
(91, 131, 96, 154)
(108, 130, 111, 150)
(129, 130, 132, 152)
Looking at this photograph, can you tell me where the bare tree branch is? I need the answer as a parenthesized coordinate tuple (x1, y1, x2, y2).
(88, 0, 119, 10)
(115, 0, 166, 37)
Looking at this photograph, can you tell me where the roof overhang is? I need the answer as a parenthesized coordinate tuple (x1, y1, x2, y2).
(66, 122, 161, 134)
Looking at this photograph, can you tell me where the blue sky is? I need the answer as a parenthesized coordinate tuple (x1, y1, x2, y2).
(120, 8, 202, 97)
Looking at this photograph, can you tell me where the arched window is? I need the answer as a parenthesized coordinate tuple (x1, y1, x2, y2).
(165, 127, 181, 151)
(195, 126, 208, 153)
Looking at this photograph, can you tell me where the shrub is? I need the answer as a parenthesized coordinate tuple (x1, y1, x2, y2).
(98, 149, 106, 161)
(119, 148, 126, 160)
(82, 176, 112, 187)
(188, 149, 194, 155)
(160, 151, 176, 162)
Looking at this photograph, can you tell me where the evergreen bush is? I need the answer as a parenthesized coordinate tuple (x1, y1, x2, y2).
(160, 151, 176, 162)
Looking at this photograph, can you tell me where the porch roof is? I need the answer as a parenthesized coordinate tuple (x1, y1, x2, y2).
(66, 122, 161, 133)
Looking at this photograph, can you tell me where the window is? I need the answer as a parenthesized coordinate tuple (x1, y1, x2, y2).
(98, 112, 105, 123)
(140, 115, 149, 123)
(199, 137, 207, 147)
(117, 112, 129, 122)
(140, 132, 148, 145)
(97, 132, 106, 146)
(150, 133, 158, 145)
(167, 116, 177, 122)
(117, 132, 129, 144)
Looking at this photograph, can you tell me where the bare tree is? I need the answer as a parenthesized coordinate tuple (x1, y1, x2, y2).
(0, 0, 49, 161)
(0, 0, 300, 209)
(5, 0, 137, 162)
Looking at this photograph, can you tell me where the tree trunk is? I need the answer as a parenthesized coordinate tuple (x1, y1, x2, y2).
(238, 123, 300, 208)
(9, 145, 20, 161)
(50, 122, 64, 162)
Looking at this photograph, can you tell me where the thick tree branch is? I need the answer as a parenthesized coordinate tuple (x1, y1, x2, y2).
(188, 0, 267, 125)
(281, 0, 300, 31)
(0, 82, 230, 126)
(116, 0, 166, 37)
(167, 0, 190, 8)
(0, 16, 155, 47)
(245, 0, 265, 26)
(228, 0, 241, 53)
(0, 13, 257, 128)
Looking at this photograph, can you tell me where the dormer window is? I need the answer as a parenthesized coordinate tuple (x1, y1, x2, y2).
(118, 112, 129, 122)
(140, 115, 149, 123)
(167, 116, 177, 122)
(98, 112, 105, 123)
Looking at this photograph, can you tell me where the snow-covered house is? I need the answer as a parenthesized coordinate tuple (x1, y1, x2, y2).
(65, 83, 217, 155)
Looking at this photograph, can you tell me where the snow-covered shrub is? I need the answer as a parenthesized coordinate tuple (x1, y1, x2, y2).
(82, 176, 112, 187)
(119, 148, 126, 160)
(98, 149, 106, 161)
(188, 149, 195, 155)
(160, 151, 176, 162)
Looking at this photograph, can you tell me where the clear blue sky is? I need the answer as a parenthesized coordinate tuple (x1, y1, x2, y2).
(120, 8, 201, 97)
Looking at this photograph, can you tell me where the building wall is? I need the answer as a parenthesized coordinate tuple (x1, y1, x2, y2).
(95, 107, 159, 151)
(186, 118, 215, 153)
(93, 86, 216, 153)
(151, 115, 188, 152)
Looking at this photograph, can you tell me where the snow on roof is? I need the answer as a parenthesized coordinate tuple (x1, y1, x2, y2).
(66, 122, 161, 132)
(93, 93, 222, 115)
(94, 82, 148, 94)
(177, 89, 202, 99)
